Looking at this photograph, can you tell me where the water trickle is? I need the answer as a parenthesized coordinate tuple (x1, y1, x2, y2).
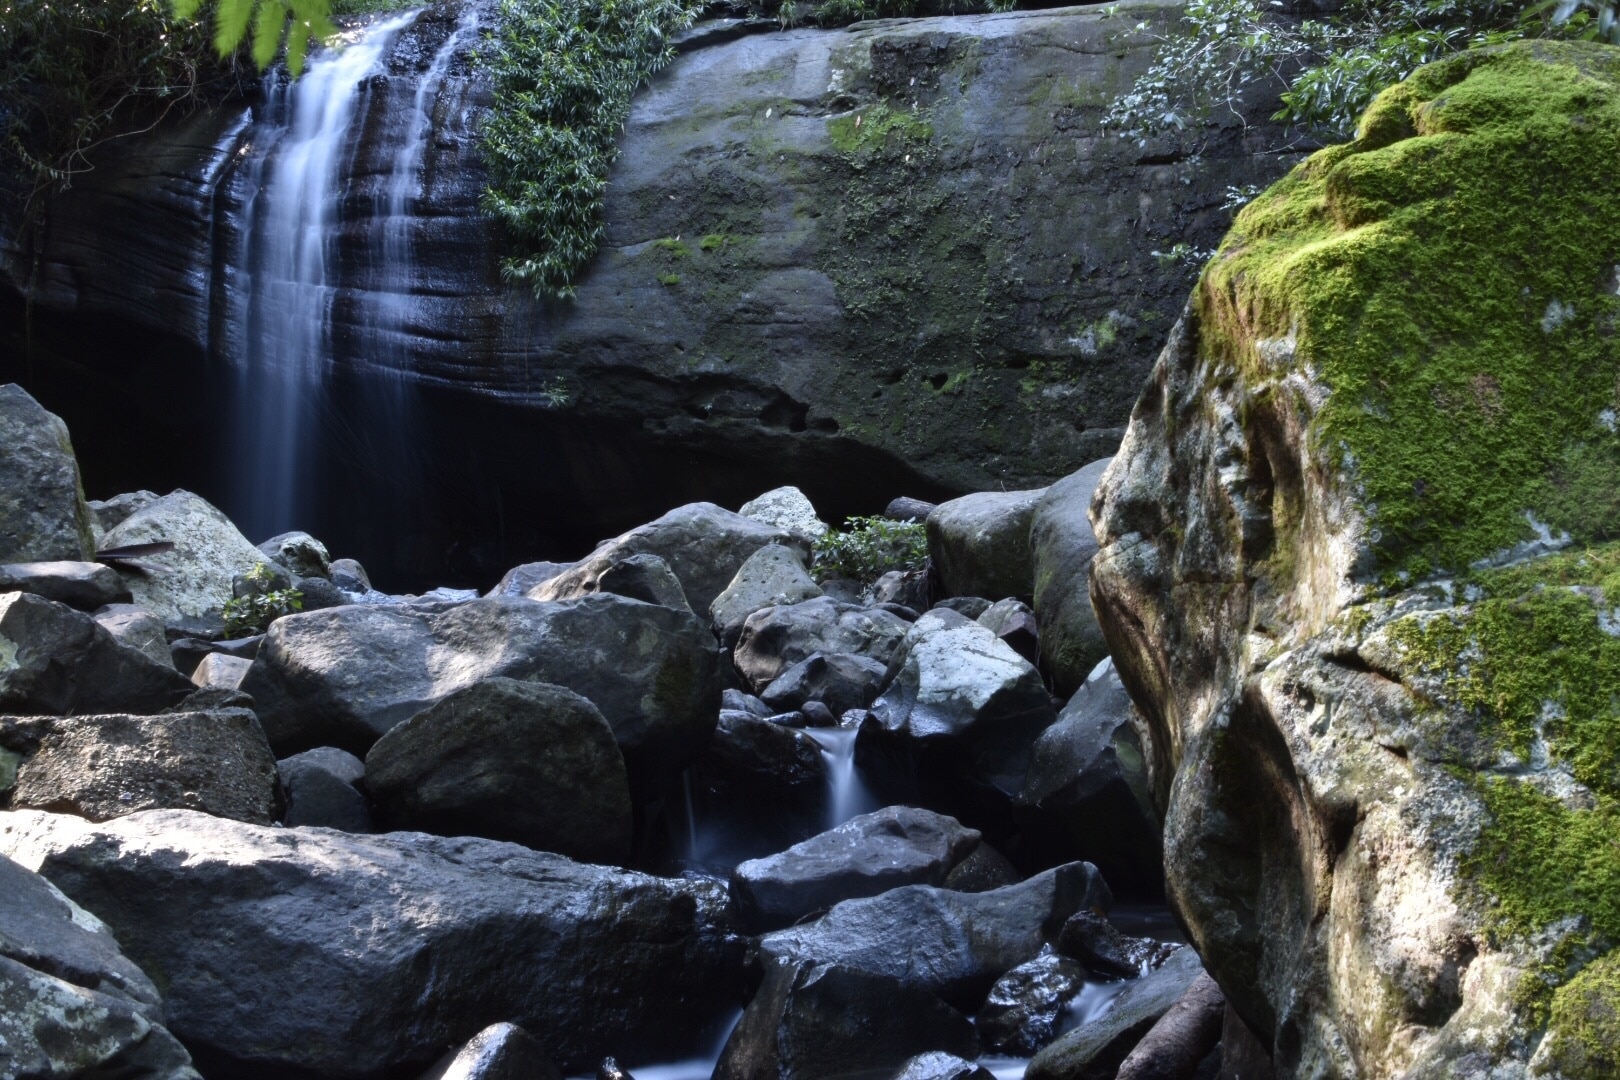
(228, 12, 419, 542)
(805, 725, 878, 830)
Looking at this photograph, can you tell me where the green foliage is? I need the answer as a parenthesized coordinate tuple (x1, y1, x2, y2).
(476, 0, 699, 299)
(172, 0, 340, 77)
(813, 516, 928, 582)
(1105, 0, 1604, 143)
(223, 563, 304, 637)
(1199, 42, 1620, 581)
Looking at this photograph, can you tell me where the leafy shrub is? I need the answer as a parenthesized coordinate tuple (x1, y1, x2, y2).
(813, 516, 928, 582)
(224, 563, 304, 637)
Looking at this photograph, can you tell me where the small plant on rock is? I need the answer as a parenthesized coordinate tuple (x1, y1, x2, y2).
(813, 515, 928, 583)
(223, 563, 304, 637)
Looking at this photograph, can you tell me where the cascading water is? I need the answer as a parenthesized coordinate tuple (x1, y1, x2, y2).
(228, 11, 420, 543)
(805, 725, 878, 830)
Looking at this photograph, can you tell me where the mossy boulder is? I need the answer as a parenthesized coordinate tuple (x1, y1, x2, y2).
(1090, 41, 1620, 1078)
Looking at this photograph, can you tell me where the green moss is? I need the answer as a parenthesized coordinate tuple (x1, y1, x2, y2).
(654, 237, 691, 258)
(1200, 42, 1620, 582)
(827, 103, 934, 155)
(1542, 950, 1620, 1078)
(658, 273, 681, 286)
(699, 233, 734, 252)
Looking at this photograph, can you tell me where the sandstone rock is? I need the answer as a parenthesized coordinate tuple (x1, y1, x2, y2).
(0, 592, 193, 716)
(487, 560, 574, 598)
(0, 560, 130, 609)
(190, 650, 251, 690)
(978, 948, 1091, 1055)
(0, 808, 745, 1076)
(1029, 456, 1112, 696)
(760, 651, 888, 716)
(533, 503, 809, 615)
(684, 710, 828, 864)
(1026, 947, 1206, 1080)
(758, 861, 1111, 1009)
(0, 851, 199, 1080)
(99, 489, 274, 633)
(926, 489, 1044, 601)
(711, 544, 823, 647)
(91, 602, 174, 668)
(1018, 658, 1161, 897)
(277, 746, 373, 832)
(366, 678, 633, 864)
(731, 806, 981, 931)
(1087, 43, 1620, 1078)
(418, 1022, 562, 1080)
(867, 609, 1056, 803)
(739, 486, 829, 543)
(0, 384, 95, 564)
(241, 594, 719, 799)
(734, 596, 909, 693)
(0, 708, 278, 824)
(258, 530, 332, 579)
(713, 959, 979, 1080)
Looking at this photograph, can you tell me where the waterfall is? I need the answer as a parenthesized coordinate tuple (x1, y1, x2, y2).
(805, 726, 878, 830)
(228, 11, 420, 543)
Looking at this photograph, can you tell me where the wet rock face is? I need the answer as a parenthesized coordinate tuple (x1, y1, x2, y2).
(1, 2, 1292, 589)
(1089, 42, 1620, 1080)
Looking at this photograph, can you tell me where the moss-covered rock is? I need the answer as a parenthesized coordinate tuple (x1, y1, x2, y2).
(1090, 40, 1620, 1079)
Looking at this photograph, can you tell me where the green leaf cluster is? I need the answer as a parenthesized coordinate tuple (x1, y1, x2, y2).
(172, 0, 338, 76)
(475, 0, 699, 299)
(223, 562, 305, 637)
(813, 515, 928, 583)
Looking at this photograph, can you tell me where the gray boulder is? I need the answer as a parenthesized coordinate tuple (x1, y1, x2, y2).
(942, 841, 1021, 894)
(713, 959, 979, 1080)
(533, 503, 809, 614)
(1029, 457, 1113, 696)
(1056, 910, 1180, 980)
(366, 678, 633, 865)
(277, 746, 373, 832)
(592, 552, 692, 612)
(0, 591, 193, 716)
(734, 596, 910, 693)
(190, 650, 252, 690)
(976, 597, 1040, 667)
(0, 384, 95, 564)
(0, 560, 129, 609)
(978, 948, 1091, 1055)
(868, 610, 1057, 801)
(868, 569, 929, 612)
(731, 806, 981, 932)
(0, 808, 746, 1077)
(891, 1052, 994, 1080)
(99, 489, 274, 633)
(760, 651, 888, 717)
(0, 708, 279, 825)
(1026, 946, 1206, 1080)
(926, 489, 1045, 602)
(684, 710, 829, 864)
(711, 544, 823, 648)
(758, 861, 1112, 1009)
(738, 486, 828, 544)
(418, 1022, 562, 1080)
(487, 560, 574, 598)
(258, 530, 332, 579)
(91, 603, 174, 668)
(87, 490, 161, 540)
(241, 594, 719, 799)
(1018, 658, 1161, 896)
(330, 557, 372, 592)
(0, 851, 199, 1080)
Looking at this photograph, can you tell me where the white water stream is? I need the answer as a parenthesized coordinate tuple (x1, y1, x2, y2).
(805, 724, 879, 830)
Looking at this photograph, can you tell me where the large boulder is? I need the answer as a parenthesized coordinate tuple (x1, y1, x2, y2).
(1087, 43, 1620, 1078)
(759, 651, 888, 716)
(257, 530, 332, 579)
(0, 384, 95, 564)
(926, 489, 1044, 601)
(731, 806, 982, 931)
(711, 544, 824, 648)
(91, 602, 174, 667)
(865, 609, 1056, 814)
(734, 596, 910, 693)
(1029, 456, 1113, 696)
(533, 503, 810, 615)
(758, 861, 1111, 1010)
(0, 591, 193, 716)
(277, 746, 374, 832)
(0, 852, 199, 1080)
(0, 708, 278, 824)
(0, 809, 746, 1076)
(977, 948, 1091, 1055)
(488, 560, 575, 598)
(1026, 947, 1206, 1080)
(1017, 658, 1161, 896)
(366, 678, 634, 864)
(98, 489, 275, 633)
(241, 594, 720, 798)
(738, 487, 829, 544)
(713, 958, 979, 1080)
(0, 560, 130, 609)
